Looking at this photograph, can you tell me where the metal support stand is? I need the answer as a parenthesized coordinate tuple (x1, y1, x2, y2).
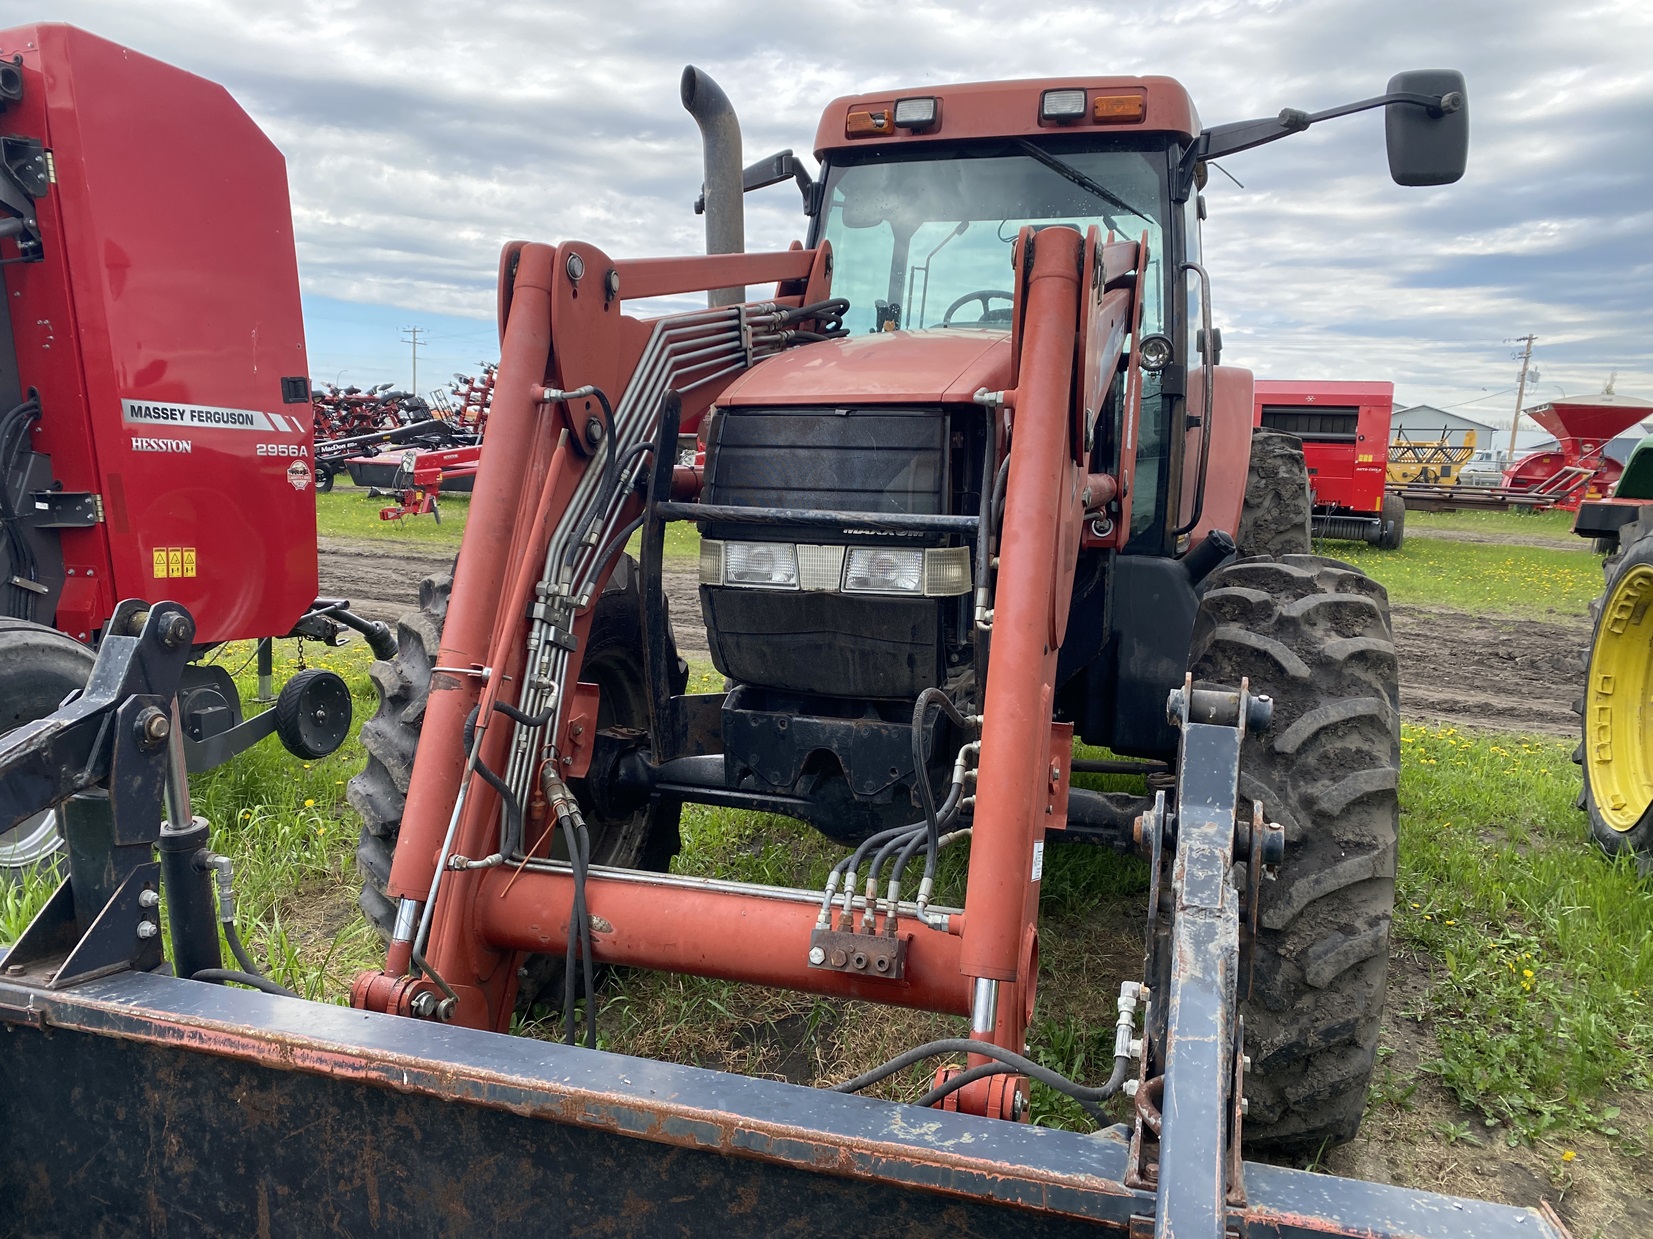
(255, 636, 274, 703)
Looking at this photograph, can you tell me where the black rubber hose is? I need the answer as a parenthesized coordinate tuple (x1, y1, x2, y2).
(462, 705, 527, 856)
(861, 825, 925, 920)
(910, 688, 969, 883)
(555, 806, 583, 1044)
(223, 922, 263, 977)
(830, 1037, 1129, 1121)
(190, 968, 300, 999)
(492, 700, 555, 728)
(554, 800, 598, 1049)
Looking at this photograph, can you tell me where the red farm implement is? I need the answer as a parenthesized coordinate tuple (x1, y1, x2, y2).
(1253, 379, 1403, 547)
(0, 23, 391, 879)
(1502, 395, 1653, 511)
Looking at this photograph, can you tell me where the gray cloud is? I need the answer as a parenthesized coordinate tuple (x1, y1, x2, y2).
(14, 0, 1653, 411)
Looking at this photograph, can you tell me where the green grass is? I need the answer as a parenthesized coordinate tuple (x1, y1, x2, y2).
(315, 488, 469, 545)
(1320, 536, 1600, 618)
(316, 487, 701, 562)
(1405, 507, 1577, 539)
(1395, 722, 1653, 1144)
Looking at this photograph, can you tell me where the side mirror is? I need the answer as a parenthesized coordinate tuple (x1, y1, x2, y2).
(1385, 70, 1468, 186)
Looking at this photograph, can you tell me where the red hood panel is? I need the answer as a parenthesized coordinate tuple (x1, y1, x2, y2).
(720, 330, 1013, 406)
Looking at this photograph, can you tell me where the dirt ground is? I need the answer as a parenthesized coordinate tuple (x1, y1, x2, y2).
(317, 536, 1638, 1232)
(1392, 604, 1586, 737)
(1411, 526, 1585, 552)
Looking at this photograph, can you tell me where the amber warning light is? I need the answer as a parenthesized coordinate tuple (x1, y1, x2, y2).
(1093, 94, 1145, 123)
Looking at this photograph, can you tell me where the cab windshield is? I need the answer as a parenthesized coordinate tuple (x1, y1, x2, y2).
(818, 143, 1169, 335)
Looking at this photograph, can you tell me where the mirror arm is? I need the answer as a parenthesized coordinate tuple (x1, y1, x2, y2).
(695, 149, 816, 215)
(1178, 87, 1464, 197)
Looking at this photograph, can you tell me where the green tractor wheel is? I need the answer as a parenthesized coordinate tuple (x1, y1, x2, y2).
(1575, 509, 1653, 868)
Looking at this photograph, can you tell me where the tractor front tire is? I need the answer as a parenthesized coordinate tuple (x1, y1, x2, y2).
(350, 555, 688, 943)
(0, 620, 96, 879)
(1236, 430, 1313, 558)
(1574, 509, 1653, 868)
(1189, 554, 1400, 1154)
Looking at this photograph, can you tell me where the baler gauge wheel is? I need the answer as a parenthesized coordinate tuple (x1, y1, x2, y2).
(274, 668, 354, 760)
(1576, 510, 1653, 867)
(314, 461, 336, 494)
(1369, 494, 1406, 551)
(0, 619, 97, 880)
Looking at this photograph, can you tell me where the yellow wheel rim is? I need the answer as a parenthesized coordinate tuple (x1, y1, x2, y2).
(1586, 563, 1653, 832)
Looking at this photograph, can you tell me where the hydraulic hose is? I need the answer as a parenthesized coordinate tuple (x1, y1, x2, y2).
(910, 688, 972, 884)
(830, 1037, 1129, 1122)
(189, 968, 300, 999)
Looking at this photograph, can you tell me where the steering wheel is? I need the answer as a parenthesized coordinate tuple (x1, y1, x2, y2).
(942, 289, 1014, 326)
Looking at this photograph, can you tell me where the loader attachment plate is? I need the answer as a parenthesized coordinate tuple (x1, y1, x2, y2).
(0, 963, 1566, 1239)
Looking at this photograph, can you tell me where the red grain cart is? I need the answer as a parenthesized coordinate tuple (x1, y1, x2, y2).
(1253, 380, 1403, 547)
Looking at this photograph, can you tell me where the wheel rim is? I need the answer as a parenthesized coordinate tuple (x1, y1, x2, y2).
(1586, 563, 1653, 832)
(0, 808, 61, 871)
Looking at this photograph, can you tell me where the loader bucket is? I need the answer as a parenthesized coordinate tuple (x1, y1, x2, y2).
(0, 959, 1568, 1239)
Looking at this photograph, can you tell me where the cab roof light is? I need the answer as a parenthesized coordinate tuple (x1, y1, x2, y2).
(1093, 94, 1146, 124)
(1040, 88, 1087, 123)
(846, 109, 892, 137)
(893, 96, 938, 130)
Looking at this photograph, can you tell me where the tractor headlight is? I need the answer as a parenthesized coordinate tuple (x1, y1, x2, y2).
(701, 540, 971, 596)
(722, 541, 799, 589)
(844, 547, 924, 595)
(922, 546, 973, 596)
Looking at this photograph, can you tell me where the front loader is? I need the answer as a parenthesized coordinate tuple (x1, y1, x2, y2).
(0, 38, 1571, 1239)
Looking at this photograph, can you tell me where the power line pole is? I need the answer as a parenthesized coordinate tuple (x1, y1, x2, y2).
(401, 325, 426, 395)
(1506, 333, 1537, 462)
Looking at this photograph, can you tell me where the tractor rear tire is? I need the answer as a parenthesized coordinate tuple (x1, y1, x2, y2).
(0, 620, 96, 879)
(1370, 494, 1405, 551)
(1574, 509, 1653, 869)
(1236, 430, 1313, 558)
(1188, 553, 1400, 1154)
(349, 555, 688, 961)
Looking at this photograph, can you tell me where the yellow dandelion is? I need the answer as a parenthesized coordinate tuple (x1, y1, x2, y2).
(304, 798, 316, 808)
(1561, 1150, 1576, 1162)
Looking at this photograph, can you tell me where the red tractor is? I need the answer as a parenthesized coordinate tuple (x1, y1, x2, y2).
(1253, 380, 1402, 548)
(0, 35, 1567, 1238)
(0, 25, 389, 876)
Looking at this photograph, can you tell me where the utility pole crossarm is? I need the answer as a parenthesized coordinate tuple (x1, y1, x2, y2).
(401, 325, 427, 396)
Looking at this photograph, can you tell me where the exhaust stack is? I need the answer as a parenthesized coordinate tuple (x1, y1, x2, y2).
(680, 65, 745, 307)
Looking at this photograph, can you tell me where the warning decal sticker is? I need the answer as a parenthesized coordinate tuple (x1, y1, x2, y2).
(122, 399, 293, 434)
(152, 547, 198, 579)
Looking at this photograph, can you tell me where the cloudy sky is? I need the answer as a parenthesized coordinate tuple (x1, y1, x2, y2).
(10, 0, 1652, 422)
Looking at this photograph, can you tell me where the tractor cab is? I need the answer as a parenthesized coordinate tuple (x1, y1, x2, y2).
(692, 81, 1209, 828)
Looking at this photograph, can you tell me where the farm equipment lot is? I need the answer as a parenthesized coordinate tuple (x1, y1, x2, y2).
(230, 501, 1646, 1231)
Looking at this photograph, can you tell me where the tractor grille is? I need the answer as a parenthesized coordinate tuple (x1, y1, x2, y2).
(703, 407, 947, 521)
(1260, 405, 1359, 442)
(699, 405, 953, 698)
